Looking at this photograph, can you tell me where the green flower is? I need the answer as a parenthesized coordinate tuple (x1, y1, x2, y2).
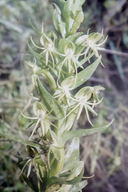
(21, 102, 57, 140)
(65, 87, 103, 126)
(76, 30, 107, 65)
(85, 30, 107, 56)
(56, 41, 84, 78)
(30, 32, 59, 67)
(18, 146, 46, 180)
(24, 58, 42, 85)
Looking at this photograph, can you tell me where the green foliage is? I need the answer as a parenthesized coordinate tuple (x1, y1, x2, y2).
(0, 0, 113, 192)
(53, 0, 85, 37)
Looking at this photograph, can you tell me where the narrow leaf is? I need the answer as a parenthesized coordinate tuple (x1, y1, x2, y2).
(70, 180, 88, 192)
(27, 42, 42, 60)
(0, 131, 46, 150)
(62, 119, 114, 143)
(53, 3, 66, 38)
(37, 78, 64, 119)
(79, 52, 94, 65)
(26, 121, 36, 130)
(42, 69, 56, 92)
(63, 138, 79, 172)
(22, 175, 39, 192)
(29, 19, 42, 35)
(73, 56, 101, 89)
(65, 173, 85, 186)
(47, 168, 84, 186)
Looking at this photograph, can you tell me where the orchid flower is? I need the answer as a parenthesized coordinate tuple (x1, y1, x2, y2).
(21, 102, 57, 140)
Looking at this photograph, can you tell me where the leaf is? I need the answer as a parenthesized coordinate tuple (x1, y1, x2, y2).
(22, 175, 39, 192)
(27, 42, 54, 69)
(67, 32, 83, 43)
(26, 120, 36, 130)
(50, 131, 63, 161)
(0, 131, 47, 151)
(59, 172, 71, 178)
(37, 78, 64, 119)
(19, 158, 47, 192)
(70, 11, 84, 35)
(18, 157, 40, 192)
(53, 3, 66, 38)
(48, 166, 84, 186)
(66, 161, 84, 183)
(51, 147, 62, 161)
(61, 0, 70, 24)
(65, 0, 85, 35)
(29, 18, 42, 36)
(79, 52, 94, 65)
(53, 0, 85, 37)
(58, 38, 68, 53)
(53, 3, 61, 30)
(35, 155, 46, 167)
(64, 113, 77, 131)
(42, 69, 56, 92)
(63, 138, 79, 172)
(73, 56, 101, 89)
(60, 54, 99, 89)
(70, 180, 88, 192)
(48, 148, 64, 177)
(27, 42, 42, 60)
(61, 119, 114, 143)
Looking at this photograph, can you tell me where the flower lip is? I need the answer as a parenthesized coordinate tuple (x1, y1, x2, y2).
(65, 48, 74, 58)
(45, 42, 54, 52)
(79, 95, 88, 105)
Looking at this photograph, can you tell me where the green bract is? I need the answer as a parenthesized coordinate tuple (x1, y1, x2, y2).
(0, 0, 113, 192)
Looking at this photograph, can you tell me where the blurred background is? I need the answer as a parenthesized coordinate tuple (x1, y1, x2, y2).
(0, 0, 128, 191)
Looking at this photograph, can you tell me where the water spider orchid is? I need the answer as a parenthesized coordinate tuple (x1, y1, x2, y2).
(83, 30, 107, 65)
(30, 33, 57, 67)
(2, 1, 112, 191)
(53, 76, 77, 106)
(54, 83, 72, 106)
(89, 85, 105, 106)
(65, 87, 103, 126)
(18, 157, 35, 179)
(21, 102, 57, 140)
(18, 146, 46, 180)
(78, 86, 105, 107)
(24, 58, 42, 85)
(56, 41, 84, 78)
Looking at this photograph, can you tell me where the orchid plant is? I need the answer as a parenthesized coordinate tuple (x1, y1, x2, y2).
(0, 0, 113, 191)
